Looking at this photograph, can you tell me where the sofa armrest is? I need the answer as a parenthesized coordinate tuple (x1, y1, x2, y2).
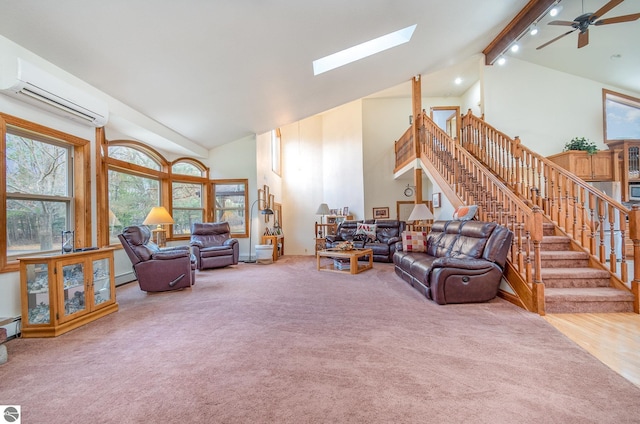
(160, 245, 190, 252)
(325, 234, 342, 243)
(431, 257, 495, 271)
(384, 236, 401, 246)
(152, 250, 191, 260)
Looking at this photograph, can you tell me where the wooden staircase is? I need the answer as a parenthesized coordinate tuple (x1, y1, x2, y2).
(538, 222, 634, 313)
(393, 108, 639, 315)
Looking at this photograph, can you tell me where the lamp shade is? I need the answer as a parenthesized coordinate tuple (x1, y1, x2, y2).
(407, 203, 434, 222)
(316, 203, 330, 215)
(143, 206, 175, 226)
(261, 208, 274, 215)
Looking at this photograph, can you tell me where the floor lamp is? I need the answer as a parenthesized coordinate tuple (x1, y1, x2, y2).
(245, 199, 274, 263)
(315, 203, 330, 237)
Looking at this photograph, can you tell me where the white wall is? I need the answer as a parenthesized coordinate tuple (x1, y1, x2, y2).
(482, 58, 639, 157)
(281, 116, 324, 255)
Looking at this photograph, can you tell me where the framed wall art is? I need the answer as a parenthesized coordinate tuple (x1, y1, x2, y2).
(373, 207, 389, 219)
(432, 193, 441, 208)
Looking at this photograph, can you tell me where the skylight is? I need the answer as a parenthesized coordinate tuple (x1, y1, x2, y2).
(312, 24, 417, 76)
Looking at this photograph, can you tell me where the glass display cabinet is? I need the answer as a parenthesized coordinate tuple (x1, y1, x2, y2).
(19, 248, 118, 337)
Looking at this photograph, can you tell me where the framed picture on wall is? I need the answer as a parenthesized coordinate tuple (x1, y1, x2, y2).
(432, 193, 441, 208)
(373, 207, 389, 219)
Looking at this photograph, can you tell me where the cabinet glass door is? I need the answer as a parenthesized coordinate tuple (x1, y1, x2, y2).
(60, 261, 86, 320)
(25, 263, 51, 325)
(92, 257, 112, 307)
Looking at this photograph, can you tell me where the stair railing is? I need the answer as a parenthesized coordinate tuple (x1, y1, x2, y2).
(461, 110, 640, 312)
(417, 111, 545, 313)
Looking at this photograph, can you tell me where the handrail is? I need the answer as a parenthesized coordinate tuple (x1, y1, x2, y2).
(461, 110, 640, 310)
(394, 126, 414, 173)
(418, 111, 545, 313)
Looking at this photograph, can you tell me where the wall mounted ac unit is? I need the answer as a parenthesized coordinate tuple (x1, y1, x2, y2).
(0, 58, 109, 127)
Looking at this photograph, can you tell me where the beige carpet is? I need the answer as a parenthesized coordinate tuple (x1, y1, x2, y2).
(1, 256, 640, 423)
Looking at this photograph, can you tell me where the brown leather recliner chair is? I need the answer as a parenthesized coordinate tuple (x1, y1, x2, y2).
(189, 222, 239, 270)
(118, 225, 196, 292)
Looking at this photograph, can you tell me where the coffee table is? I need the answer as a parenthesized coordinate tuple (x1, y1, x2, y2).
(316, 248, 373, 275)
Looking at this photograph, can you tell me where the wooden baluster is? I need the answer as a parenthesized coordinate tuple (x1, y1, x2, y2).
(619, 209, 628, 284)
(588, 191, 597, 256)
(628, 205, 640, 313)
(598, 198, 606, 263)
(579, 187, 589, 248)
(608, 203, 617, 273)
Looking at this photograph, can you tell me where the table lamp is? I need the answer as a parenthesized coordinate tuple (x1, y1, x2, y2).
(407, 203, 434, 231)
(143, 206, 174, 247)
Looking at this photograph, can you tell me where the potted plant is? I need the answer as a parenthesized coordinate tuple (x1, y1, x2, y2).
(564, 137, 599, 155)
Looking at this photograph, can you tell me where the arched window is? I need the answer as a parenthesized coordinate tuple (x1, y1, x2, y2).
(105, 141, 168, 245)
(171, 158, 209, 235)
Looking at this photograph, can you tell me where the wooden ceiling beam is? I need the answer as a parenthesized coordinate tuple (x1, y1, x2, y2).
(483, 0, 558, 65)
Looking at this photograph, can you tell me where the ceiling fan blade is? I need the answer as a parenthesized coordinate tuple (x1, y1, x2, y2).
(548, 20, 577, 26)
(592, 0, 624, 20)
(595, 13, 640, 25)
(536, 29, 577, 50)
(578, 29, 589, 48)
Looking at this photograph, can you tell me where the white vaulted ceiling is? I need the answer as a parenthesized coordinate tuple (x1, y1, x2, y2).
(0, 0, 638, 153)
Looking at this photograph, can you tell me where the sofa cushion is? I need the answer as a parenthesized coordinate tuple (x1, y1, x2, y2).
(453, 205, 478, 221)
(402, 231, 427, 253)
(355, 223, 377, 242)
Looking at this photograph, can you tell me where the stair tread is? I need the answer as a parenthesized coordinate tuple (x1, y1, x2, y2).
(538, 250, 588, 258)
(545, 287, 634, 301)
(539, 267, 610, 277)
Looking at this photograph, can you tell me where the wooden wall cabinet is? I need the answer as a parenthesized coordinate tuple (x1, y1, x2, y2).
(19, 248, 118, 337)
(547, 150, 616, 181)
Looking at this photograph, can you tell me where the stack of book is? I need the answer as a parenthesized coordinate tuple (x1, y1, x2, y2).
(333, 258, 351, 271)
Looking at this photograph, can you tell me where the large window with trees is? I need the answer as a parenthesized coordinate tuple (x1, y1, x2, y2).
(1, 113, 90, 272)
(171, 159, 208, 235)
(106, 142, 164, 245)
(213, 180, 248, 236)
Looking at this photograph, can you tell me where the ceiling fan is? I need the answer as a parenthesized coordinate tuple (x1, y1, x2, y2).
(536, 0, 640, 50)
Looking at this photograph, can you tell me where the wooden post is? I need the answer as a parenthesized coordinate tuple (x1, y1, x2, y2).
(531, 206, 545, 315)
(412, 75, 421, 157)
(414, 168, 423, 204)
(628, 205, 640, 313)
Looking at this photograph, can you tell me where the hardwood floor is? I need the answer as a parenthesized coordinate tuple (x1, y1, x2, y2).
(544, 313, 640, 388)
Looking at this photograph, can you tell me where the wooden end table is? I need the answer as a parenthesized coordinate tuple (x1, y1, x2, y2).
(316, 248, 373, 275)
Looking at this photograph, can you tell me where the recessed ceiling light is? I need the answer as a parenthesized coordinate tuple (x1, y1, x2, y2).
(312, 24, 417, 76)
(530, 25, 539, 36)
(454, 77, 462, 85)
(510, 44, 520, 53)
(550, 5, 563, 17)
(497, 57, 506, 66)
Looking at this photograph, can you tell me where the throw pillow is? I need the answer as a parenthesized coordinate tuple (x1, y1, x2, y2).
(402, 231, 427, 253)
(355, 223, 377, 242)
(453, 205, 478, 221)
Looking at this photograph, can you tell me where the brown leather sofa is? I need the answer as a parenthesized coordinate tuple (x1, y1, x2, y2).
(325, 219, 406, 263)
(119, 225, 196, 292)
(189, 222, 239, 270)
(393, 220, 512, 304)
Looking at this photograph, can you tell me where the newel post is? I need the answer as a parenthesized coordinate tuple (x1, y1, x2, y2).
(513, 136, 523, 196)
(629, 205, 640, 313)
(531, 206, 545, 315)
